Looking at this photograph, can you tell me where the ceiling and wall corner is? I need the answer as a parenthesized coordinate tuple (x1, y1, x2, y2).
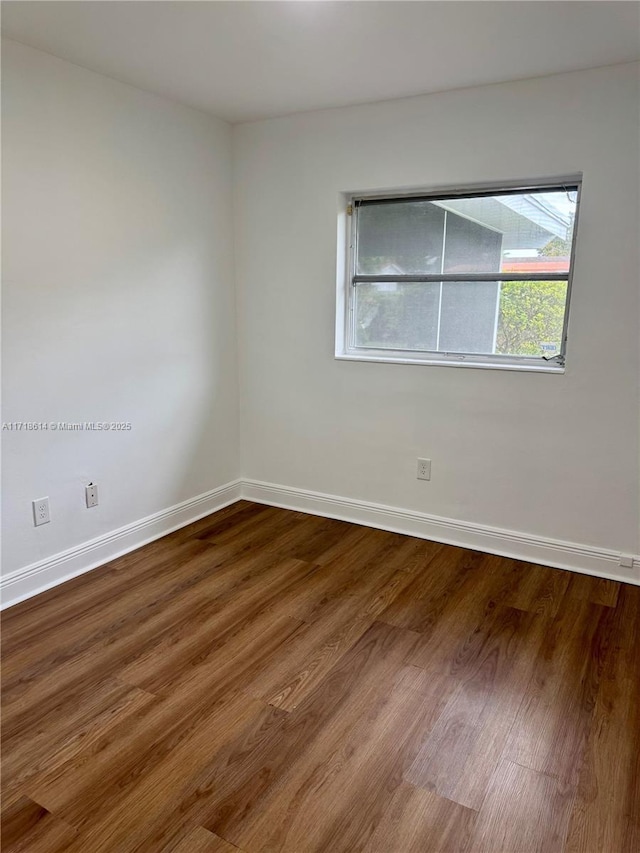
(2, 1, 640, 124)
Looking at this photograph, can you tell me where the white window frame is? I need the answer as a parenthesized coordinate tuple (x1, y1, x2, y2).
(335, 176, 582, 373)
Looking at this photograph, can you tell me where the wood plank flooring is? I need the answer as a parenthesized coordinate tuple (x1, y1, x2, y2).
(2, 500, 639, 852)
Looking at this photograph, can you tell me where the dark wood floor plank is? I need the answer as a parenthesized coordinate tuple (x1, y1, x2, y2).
(378, 544, 486, 633)
(162, 825, 243, 853)
(24, 687, 258, 835)
(1, 539, 213, 668)
(2, 678, 156, 798)
(201, 505, 311, 555)
(465, 759, 575, 853)
(24, 616, 303, 838)
(265, 517, 442, 573)
(0, 795, 77, 853)
(1, 500, 637, 853)
(1, 541, 240, 703)
(405, 604, 546, 809)
(276, 531, 439, 626)
(186, 622, 423, 842)
(565, 572, 620, 608)
(504, 561, 571, 618)
(60, 621, 419, 853)
(404, 553, 533, 675)
(117, 553, 317, 695)
(260, 514, 359, 564)
(217, 663, 454, 853)
(362, 782, 477, 853)
(244, 565, 417, 711)
(178, 500, 275, 544)
(2, 547, 306, 742)
(48, 696, 268, 853)
(503, 596, 615, 783)
(378, 534, 444, 574)
(311, 524, 425, 569)
(564, 584, 640, 853)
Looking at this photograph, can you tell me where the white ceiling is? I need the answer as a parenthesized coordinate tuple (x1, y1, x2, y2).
(2, 1, 639, 124)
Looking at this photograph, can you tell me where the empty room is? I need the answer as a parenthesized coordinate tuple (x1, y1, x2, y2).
(1, 2, 639, 851)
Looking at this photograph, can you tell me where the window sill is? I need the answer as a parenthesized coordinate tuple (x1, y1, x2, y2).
(335, 352, 565, 374)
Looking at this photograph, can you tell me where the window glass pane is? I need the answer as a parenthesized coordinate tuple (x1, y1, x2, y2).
(434, 188, 577, 275)
(348, 185, 578, 365)
(356, 189, 577, 278)
(495, 280, 568, 357)
(354, 282, 439, 350)
(356, 202, 445, 275)
(438, 281, 500, 353)
(353, 279, 569, 358)
(443, 214, 502, 273)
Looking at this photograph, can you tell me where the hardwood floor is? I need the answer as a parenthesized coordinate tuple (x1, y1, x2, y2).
(2, 500, 638, 852)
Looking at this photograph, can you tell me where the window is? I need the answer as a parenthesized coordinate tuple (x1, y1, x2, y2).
(337, 178, 581, 371)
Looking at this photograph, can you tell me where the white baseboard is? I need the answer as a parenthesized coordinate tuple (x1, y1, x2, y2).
(0, 480, 242, 610)
(242, 479, 640, 587)
(3, 476, 637, 609)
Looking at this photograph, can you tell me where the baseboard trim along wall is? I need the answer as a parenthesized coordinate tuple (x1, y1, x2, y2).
(2, 477, 638, 609)
(243, 480, 640, 587)
(0, 480, 243, 610)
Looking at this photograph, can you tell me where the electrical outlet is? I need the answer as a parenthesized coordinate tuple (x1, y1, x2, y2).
(619, 553, 634, 569)
(85, 482, 99, 508)
(417, 458, 431, 481)
(33, 497, 50, 526)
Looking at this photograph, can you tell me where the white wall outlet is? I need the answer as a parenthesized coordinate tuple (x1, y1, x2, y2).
(619, 553, 634, 569)
(85, 482, 99, 508)
(33, 497, 50, 526)
(417, 458, 431, 481)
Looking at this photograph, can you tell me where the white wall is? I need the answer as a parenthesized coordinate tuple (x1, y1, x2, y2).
(2, 40, 239, 576)
(234, 63, 640, 558)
